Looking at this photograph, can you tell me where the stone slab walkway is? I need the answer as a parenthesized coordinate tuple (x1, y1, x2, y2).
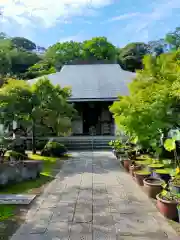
(10, 151, 179, 240)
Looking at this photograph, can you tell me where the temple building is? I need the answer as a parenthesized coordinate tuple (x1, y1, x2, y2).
(29, 61, 136, 136)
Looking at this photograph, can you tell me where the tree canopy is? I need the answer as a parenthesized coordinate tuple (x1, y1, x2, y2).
(110, 50, 180, 151)
(0, 26, 179, 79)
(0, 78, 76, 137)
(11, 37, 36, 51)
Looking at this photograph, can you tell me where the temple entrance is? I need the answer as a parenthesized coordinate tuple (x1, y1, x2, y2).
(72, 101, 115, 136)
(83, 103, 100, 135)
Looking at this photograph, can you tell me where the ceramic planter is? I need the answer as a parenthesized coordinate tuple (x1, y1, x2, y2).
(177, 204, 180, 222)
(156, 193, 178, 220)
(122, 159, 131, 172)
(153, 170, 171, 183)
(129, 164, 142, 177)
(143, 177, 164, 199)
(134, 171, 151, 186)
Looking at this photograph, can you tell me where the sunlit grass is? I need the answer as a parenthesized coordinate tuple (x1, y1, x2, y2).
(0, 205, 15, 221)
(0, 153, 63, 221)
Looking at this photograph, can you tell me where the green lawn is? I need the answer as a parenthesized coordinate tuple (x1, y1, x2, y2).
(0, 153, 64, 221)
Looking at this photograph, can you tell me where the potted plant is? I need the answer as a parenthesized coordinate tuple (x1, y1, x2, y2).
(143, 177, 165, 199)
(163, 131, 180, 194)
(134, 170, 151, 186)
(156, 189, 179, 220)
(129, 161, 142, 177)
(169, 175, 180, 194)
(108, 139, 125, 159)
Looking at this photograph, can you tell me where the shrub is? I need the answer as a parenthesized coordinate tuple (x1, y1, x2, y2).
(35, 140, 47, 151)
(41, 141, 67, 157)
(4, 150, 27, 161)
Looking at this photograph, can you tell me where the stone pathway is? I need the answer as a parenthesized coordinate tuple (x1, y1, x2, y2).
(10, 151, 178, 240)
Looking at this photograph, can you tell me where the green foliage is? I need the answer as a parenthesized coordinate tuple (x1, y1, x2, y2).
(110, 50, 180, 153)
(4, 150, 26, 160)
(165, 27, 180, 50)
(10, 49, 40, 77)
(0, 34, 41, 79)
(0, 205, 15, 221)
(11, 37, 36, 51)
(109, 139, 125, 152)
(41, 141, 67, 157)
(164, 139, 176, 152)
(82, 37, 116, 61)
(0, 77, 76, 138)
(118, 42, 149, 72)
(25, 60, 56, 79)
(147, 39, 166, 56)
(0, 26, 180, 79)
(46, 41, 83, 69)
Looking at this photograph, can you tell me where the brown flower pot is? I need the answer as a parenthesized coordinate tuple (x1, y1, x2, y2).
(156, 194, 178, 220)
(134, 171, 151, 186)
(122, 159, 131, 172)
(143, 177, 164, 199)
(129, 165, 142, 177)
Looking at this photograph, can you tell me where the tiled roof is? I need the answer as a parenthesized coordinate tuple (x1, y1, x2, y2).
(29, 64, 136, 101)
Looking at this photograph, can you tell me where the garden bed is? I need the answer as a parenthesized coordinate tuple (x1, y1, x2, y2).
(0, 153, 68, 240)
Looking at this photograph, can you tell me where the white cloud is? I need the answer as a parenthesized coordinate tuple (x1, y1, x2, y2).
(0, 0, 113, 28)
(104, 12, 140, 23)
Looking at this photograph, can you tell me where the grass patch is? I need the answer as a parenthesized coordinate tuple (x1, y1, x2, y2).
(0, 205, 15, 221)
(0, 153, 63, 221)
(0, 175, 52, 194)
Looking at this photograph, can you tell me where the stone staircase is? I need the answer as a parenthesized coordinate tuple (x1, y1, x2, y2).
(53, 136, 116, 150)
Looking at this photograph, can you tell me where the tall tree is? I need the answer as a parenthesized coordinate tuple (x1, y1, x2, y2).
(9, 49, 41, 77)
(110, 50, 180, 149)
(82, 37, 117, 61)
(0, 78, 76, 152)
(11, 37, 37, 51)
(165, 27, 180, 51)
(46, 41, 83, 70)
(0, 39, 13, 76)
(118, 42, 148, 72)
(147, 39, 167, 56)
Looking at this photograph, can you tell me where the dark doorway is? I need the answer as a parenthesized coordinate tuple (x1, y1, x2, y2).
(83, 103, 100, 135)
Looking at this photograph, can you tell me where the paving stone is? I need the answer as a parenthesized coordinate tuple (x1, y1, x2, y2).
(10, 233, 52, 240)
(10, 151, 179, 240)
(69, 223, 92, 240)
(93, 229, 117, 240)
(51, 202, 75, 222)
(46, 221, 70, 239)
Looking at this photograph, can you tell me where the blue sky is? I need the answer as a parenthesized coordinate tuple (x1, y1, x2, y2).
(0, 0, 180, 48)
